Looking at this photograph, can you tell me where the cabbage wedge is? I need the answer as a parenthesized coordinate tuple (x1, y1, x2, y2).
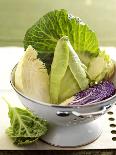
(15, 45, 50, 103)
(50, 36, 89, 104)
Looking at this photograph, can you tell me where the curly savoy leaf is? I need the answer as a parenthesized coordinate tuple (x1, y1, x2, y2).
(5, 101, 48, 145)
(24, 9, 100, 69)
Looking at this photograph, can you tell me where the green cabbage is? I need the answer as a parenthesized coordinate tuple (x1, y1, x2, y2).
(24, 9, 100, 70)
(24, 9, 114, 104)
(87, 51, 115, 83)
(50, 36, 69, 103)
(50, 36, 89, 103)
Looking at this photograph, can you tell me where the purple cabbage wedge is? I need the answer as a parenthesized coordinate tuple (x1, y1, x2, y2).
(69, 81, 115, 106)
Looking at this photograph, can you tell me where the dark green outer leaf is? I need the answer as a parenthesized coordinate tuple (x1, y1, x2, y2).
(7, 105, 48, 145)
(24, 9, 99, 69)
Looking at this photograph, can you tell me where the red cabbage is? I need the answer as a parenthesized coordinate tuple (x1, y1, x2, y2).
(69, 81, 115, 106)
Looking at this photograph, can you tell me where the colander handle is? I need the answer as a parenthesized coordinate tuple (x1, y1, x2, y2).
(72, 104, 111, 117)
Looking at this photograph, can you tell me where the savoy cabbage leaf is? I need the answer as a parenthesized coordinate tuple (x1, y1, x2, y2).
(24, 9, 100, 69)
(3, 98, 48, 145)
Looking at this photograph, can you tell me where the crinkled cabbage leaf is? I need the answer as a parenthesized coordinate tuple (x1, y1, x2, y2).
(24, 9, 99, 70)
(3, 98, 48, 145)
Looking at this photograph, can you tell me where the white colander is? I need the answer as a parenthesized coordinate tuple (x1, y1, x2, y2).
(10, 61, 116, 147)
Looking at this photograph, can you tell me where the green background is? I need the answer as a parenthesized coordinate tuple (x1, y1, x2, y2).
(0, 0, 116, 47)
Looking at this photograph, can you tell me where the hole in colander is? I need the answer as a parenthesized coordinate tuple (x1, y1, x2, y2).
(79, 116, 85, 119)
(73, 118, 77, 121)
(110, 124, 116, 127)
(107, 111, 113, 115)
(112, 137, 116, 141)
(109, 117, 115, 121)
(111, 130, 116, 134)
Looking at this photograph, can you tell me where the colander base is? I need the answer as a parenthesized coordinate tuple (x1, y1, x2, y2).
(41, 118, 102, 147)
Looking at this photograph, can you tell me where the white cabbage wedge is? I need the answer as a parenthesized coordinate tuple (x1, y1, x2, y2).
(15, 45, 50, 103)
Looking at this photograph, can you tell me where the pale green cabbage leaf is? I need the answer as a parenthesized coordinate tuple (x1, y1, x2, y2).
(50, 36, 69, 103)
(50, 36, 89, 103)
